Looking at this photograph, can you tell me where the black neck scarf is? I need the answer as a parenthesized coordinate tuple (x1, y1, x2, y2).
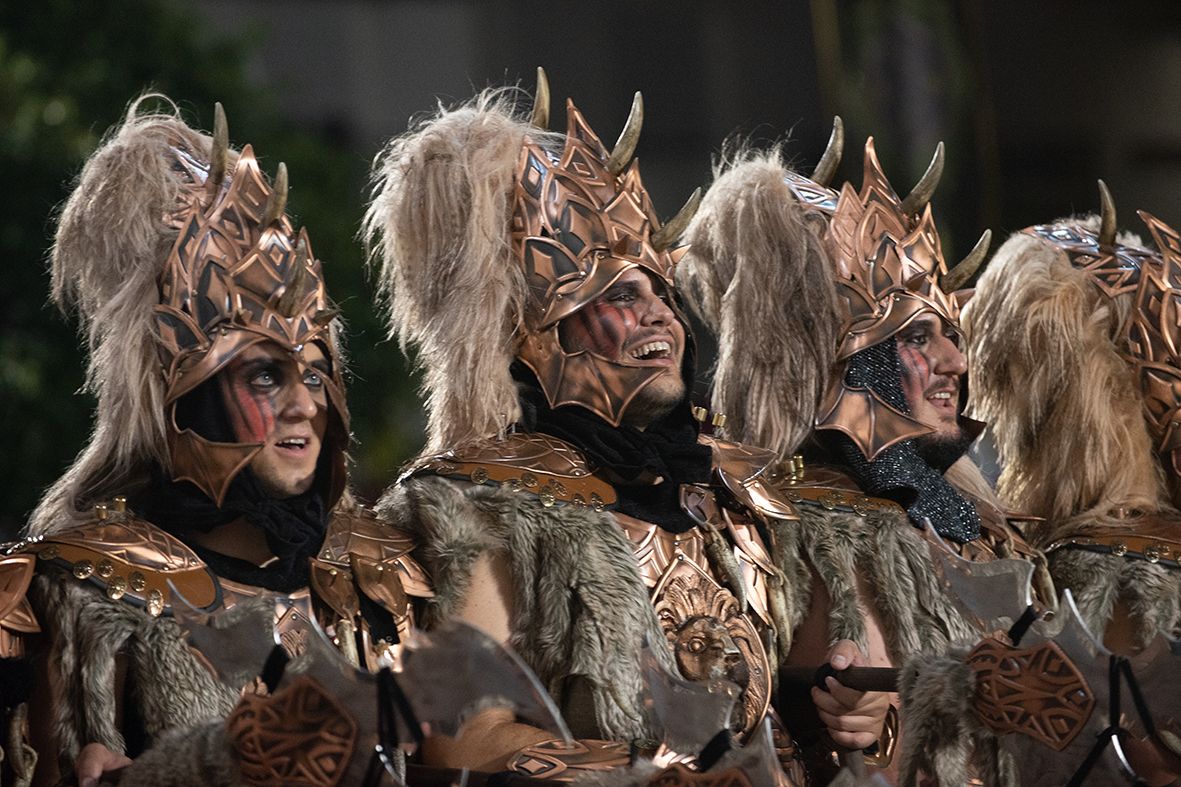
(514, 365, 712, 534)
(134, 377, 329, 593)
(818, 340, 981, 543)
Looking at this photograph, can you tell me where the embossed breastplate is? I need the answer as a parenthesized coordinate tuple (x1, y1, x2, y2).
(616, 488, 776, 737)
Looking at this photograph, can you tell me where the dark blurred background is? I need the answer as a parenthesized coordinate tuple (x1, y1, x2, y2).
(4, 0, 1180, 537)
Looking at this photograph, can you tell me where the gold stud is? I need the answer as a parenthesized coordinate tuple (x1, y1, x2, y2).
(552, 481, 567, 496)
(107, 576, 128, 600)
(129, 572, 147, 592)
(521, 472, 538, 488)
(571, 493, 586, 507)
(96, 559, 115, 579)
(470, 468, 489, 485)
(73, 560, 94, 579)
(113, 496, 127, 513)
(1111, 543, 1128, 557)
(590, 493, 604, 512)
(94, 503, 109, 520)
(692, 406, 708, 423)
(147, 589, 165, 617)
(1145, 545, 1163, 563)
(539, 491, 556, 508)
(329, 568, 338, 576)
(711, 412, 727, 428)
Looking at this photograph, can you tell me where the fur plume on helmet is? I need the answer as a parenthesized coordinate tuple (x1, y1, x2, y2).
(28, 96, 240, 536)
(365, 89, 558, 453)
(678, 147, 839, 458)
(963, 229, 1166, 534)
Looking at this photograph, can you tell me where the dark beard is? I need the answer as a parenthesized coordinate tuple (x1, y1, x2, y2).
(913, 424, 974, 473)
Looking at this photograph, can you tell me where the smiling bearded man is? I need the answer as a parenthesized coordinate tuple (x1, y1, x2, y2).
(0, 96, 430, 787)
(367, 77, 891, 784)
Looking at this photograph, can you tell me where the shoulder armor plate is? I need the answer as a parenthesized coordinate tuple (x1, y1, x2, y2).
(0, 553, 39, 657)
(1046, 512, 1181, 569)
(703, 436, 798, 522)
(18, 509, 219, 617)
(403, 431, 617, 510)
(768, 460, 905, 517)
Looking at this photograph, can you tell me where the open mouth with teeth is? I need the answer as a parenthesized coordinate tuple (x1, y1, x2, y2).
(275, 437, 311, 454)
(926, 389, 958, 414)
(628, 340, 673, 363)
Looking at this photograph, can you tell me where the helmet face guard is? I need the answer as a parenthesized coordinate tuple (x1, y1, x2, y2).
(512, 96, 698, 426)
(154, 132, 348, 507)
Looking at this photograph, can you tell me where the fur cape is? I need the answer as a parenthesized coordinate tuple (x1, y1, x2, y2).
(29, 570, 241, 777)
(380, 474, 672, 744)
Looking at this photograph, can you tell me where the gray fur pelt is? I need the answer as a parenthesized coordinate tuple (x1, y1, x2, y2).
(118, 721, 241, 787)
(897, 649, 1016, 787)
(30, 570, 239, 774)
(772, 506, 977, 659)
(1048, 549, 1181, 647)
(379, 475, 675, 744)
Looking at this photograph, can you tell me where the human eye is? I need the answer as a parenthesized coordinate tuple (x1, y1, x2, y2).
(303, 368, 324, 388)
(249, 365, 279, 390)
(605, 285, 637, 304)
(901, 328, 929, 347)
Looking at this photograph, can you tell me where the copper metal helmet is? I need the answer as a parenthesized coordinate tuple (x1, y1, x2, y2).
(1024, 182, 1181, 507)
(511, 69, 701, 426)
(154, 104, 349, 506)
(781, 129, 990, 459)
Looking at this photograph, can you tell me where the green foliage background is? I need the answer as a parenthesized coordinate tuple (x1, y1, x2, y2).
(0, 1, 423, 538)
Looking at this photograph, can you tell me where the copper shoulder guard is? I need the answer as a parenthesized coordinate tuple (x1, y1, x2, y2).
(0, 553, 40, 658)
(702, 436, 799, 523)
(768, 457, 905, 518)
(310, 506, 434, 624)
(13, 504, 219, 618)
(1044, 511, 1181, 569)
(402, 431, 617, 510)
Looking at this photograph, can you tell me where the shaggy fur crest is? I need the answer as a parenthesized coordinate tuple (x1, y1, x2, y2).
(364, 90, 563, 452)
(379, 475, 674, 743)
(963, 230, 1167, 530)
(678, 149, 840, 458)
(29, 96, 237, 536)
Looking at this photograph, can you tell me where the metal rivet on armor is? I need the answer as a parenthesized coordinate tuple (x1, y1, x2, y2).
(113, 496, 127, 512)
(539, 491, 556, 508)
(40, 546, 60, 561)
(590, 492, 604, 512)
(329, 568, 338, 576)
(375, 564, 384, 572)
(711, 412, 727, 428)
(506, 479, 522, 492)
(551, 481, 567, 496)
(521, 472, 538, 488)
(107, 576, 128, 601)
(692, 406, 708, 423)
(94, 503, 109, 520)
(129, 572, 147, 592)
(571, 493, 586, 507)
(1145, 545, 1163, 563)
(470, 468, 489, 485)
(147, 589, 164, 617)
(1111, 542, 1128, 557)
(96, 559, 115, 579)
(73, 560, 94, 579)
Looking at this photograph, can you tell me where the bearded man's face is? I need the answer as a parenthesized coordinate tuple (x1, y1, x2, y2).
(557, 268, 687, 428)
(895, 312, 968, 441)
